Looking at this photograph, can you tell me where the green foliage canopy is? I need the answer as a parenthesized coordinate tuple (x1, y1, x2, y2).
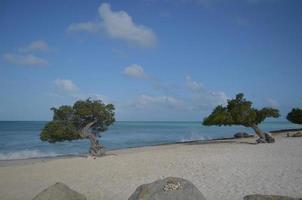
(203, 93, 280, 127)
(40, 99, 115, 143)
(287, 108, 302, 124)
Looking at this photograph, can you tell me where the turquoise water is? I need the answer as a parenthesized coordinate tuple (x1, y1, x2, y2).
(0, 121, 301, 160)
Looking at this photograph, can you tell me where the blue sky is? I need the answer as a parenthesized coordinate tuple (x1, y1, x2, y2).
(0, 0, 301, 121)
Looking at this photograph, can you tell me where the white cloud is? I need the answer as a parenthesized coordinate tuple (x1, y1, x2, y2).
(67, 22, 101, 33)
(54, 79, 78, 94)
(123, 64, 149, 80)
(18, 40, 49, 53)
(3, 53, 48, 66)
(98, 3, 156, 47)
(67, 3, 157, 47)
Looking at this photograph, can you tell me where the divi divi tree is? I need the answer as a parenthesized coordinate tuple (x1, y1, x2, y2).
(40, 99, 115, 156)
(203, 93, 280, 143)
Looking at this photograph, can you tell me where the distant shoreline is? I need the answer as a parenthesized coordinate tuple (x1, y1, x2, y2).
(0, 120, 292, 122)
(270, 128, 302, 133)
(1, 128, 301, 166)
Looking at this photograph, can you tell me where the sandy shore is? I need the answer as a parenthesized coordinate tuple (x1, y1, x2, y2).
(0, 135, 301, 200)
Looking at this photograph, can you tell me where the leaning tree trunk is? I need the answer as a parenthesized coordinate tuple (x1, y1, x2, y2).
(250, 124, 275, 143)
(80, 121, 106, 157)
(88, 133, 105, 157)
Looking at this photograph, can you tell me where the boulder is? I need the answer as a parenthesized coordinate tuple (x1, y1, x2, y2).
(244, 194, 300, 200)
(234, 132, 253, 138)
(128, 177, 206, 200)
(33, 182, 86, 200)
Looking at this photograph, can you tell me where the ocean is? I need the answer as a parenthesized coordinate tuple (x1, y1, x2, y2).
(0, 120, 301, 160)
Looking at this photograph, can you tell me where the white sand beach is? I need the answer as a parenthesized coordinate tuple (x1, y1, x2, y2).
(0, 135, 301, 200)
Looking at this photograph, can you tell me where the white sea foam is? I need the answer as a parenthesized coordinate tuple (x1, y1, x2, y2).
(180, 132, 208, 142)
(0, 150, 59, 160)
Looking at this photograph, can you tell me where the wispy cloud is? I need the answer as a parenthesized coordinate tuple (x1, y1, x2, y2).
(186, 75, 227, 109)
(266, 98, 279, 107)
(3, 40, 51, 67)
(186, 75, 205, 93)
(246, 0, 279, 4)
(67, 22, 101, 33)
(67, 3, 157, 47)
(145, 0, 280, 7)
(3, 53, 48, 66)
(54, 79, 79, 94)
(18, 40, 50, 53)
(52, 79, 110, 104)
(123, 64, 150, 80)
(128, 94, 185, 109)
(112, 48, 128, 58)
(122, 72, 228, 113)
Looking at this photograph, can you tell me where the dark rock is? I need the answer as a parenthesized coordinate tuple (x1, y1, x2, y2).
(265, 133, 275, 143)
(244, 194, 301, 200)
(234, 132, 253, 138)
(32, 182, 86, 200)
(128, 177, 206, 200)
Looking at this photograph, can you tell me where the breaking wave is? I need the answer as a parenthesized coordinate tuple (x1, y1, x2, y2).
(0, 150, 60, 160)
(180, 132, 209, 142)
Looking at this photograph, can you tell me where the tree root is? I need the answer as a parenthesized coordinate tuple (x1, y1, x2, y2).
(256, 132, 275, 144)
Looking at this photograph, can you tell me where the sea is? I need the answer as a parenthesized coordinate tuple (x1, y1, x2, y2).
(0, 120, 301, 160)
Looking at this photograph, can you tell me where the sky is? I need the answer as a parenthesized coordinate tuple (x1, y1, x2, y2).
(0, 0, 301, 121)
